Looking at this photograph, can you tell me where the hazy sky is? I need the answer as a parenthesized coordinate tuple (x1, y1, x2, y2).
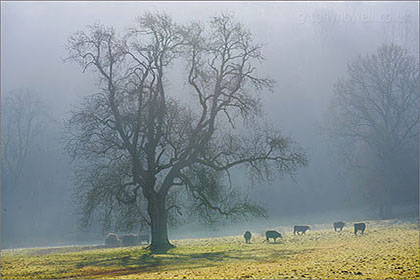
(2, 1, 417, 118)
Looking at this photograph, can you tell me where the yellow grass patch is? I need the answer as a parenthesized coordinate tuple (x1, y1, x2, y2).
(1, 219, 419, 279)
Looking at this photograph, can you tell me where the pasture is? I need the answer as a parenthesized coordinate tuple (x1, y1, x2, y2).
(1, 219, 419, 279)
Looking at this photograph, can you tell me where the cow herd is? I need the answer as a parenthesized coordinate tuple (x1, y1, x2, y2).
(104, 221, 367, 247)
(244, 221, 367, 243)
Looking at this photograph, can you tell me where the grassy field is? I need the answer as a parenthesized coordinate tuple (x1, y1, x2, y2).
(1, 219, 419, 279)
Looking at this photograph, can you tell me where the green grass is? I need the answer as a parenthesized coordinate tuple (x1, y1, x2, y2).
(1, 219, 419, 279)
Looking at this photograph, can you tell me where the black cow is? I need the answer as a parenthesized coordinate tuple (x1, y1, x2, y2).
(333, 221, 345, 231)
(266, 230, 282, 243)
(294, 225, 310, 235)
(244, 231, 252, 243)
(354, 223, 366, 235)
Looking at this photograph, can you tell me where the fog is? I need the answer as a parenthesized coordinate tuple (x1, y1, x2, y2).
(1, 2, 418, 249)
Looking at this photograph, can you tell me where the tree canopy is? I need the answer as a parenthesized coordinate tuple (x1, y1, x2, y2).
(65, 12, 307, 251)
(326, 44, 419, 218)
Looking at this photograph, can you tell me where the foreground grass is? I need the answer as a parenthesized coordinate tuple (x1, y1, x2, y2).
(1, 219, 419, 279)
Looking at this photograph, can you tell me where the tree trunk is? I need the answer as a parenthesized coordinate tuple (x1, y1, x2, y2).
(383, 191, 393, 219)
(384, 203, 392, 219)
(148, 196, 174, 253)
(382, 154, 394, 219)
(379, 188, 393, 219)
(379, 202, 385, 219)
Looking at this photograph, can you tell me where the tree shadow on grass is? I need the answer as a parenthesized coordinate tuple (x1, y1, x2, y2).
(75, 251, 161, 269)
(73, 247, 302, 278)
(30, 245, 107, 256)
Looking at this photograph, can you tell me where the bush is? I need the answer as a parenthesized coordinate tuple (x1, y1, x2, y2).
(104, 233, 121, 247)
(121, 234, 138, 246)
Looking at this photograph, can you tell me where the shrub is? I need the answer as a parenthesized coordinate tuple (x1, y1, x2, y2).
(104, 233, 121, 247)
(121, 234, 138, 246)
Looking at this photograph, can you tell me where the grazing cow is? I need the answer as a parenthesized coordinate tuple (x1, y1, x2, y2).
(244, 231, 252, 243)
(334, 221, 345, 231)
(294, 225, 310, 235)
(138, 234, 150, 244)
(354, 223, 366, 235)
(266, 230, 282, 243)
(105, 233, 121, 247)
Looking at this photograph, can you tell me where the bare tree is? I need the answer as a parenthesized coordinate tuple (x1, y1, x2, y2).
(1, 90, 48, 238)
(326, 44, 419, 219)
(65, 13, 307, 252)
(1, 90, 47, 188)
